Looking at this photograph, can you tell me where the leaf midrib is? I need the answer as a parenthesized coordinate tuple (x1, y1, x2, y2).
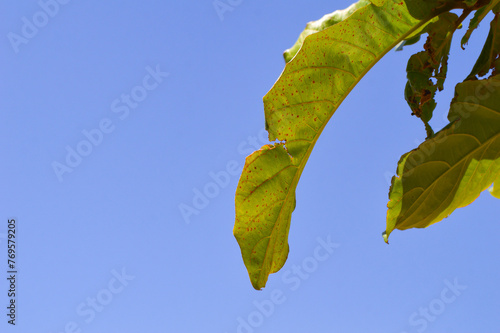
(254, 9, 430, 287)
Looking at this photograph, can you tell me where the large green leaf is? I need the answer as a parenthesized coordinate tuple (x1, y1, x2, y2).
(385, 75, 500, 242)
(283, 0, 371, 63)
(234, 0, 428, 290)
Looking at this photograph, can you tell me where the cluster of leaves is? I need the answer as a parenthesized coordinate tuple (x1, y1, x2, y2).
(234, 0, 500, 290)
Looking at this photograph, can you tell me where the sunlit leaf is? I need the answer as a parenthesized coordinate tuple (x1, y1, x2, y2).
(234, 144, 296, 289)
(235, 0, 427, 289)
(385, 75, 500, 242)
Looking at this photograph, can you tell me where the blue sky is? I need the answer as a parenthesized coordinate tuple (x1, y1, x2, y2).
(1, 1, 499, 332)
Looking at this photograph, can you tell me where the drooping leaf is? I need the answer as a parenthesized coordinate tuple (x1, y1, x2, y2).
(461, 0, 500, 48)
(283, 0, 371, 63)
(461, 6, 489, 47)
(234, 144, 296, 289)
(404, 12, 458, 136)
(385, 75, 500, 242)
(467, 10, 500, 79)
(235, 0, 428, 290)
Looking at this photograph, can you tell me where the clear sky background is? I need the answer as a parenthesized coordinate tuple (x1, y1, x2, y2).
(1, 1, 499, 332)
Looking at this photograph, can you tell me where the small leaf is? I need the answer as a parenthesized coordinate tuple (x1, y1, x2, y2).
(385, 75, 500, 241)
(404, 12, 457, 135)
(461, 0, 500, 48)
(461, 6, 489, 48)
(283, 0, 371, 63)
(467, 10, 500, 79)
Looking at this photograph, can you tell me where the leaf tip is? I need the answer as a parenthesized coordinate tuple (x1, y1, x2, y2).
(382, 231, 389, 244)
(251, 282, 264, 291)
(489, 183, 500, 199)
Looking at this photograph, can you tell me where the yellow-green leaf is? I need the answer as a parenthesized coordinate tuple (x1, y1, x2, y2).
(234, 144, 296, 290)
(235, 0, 427, 290)
(385, 75, 500, 242)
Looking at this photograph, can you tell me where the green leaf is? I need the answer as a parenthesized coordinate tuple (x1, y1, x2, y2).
(461, 6, 489, 48)
(283, 0, 371, 63)
(467, 11, 500, 79)
(385, 75, 500, 242)
(234, 144, 296, 289)
(235, 0, 427, 290)
(404, 12, 458, 135)
(461, 0, 500, 48)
